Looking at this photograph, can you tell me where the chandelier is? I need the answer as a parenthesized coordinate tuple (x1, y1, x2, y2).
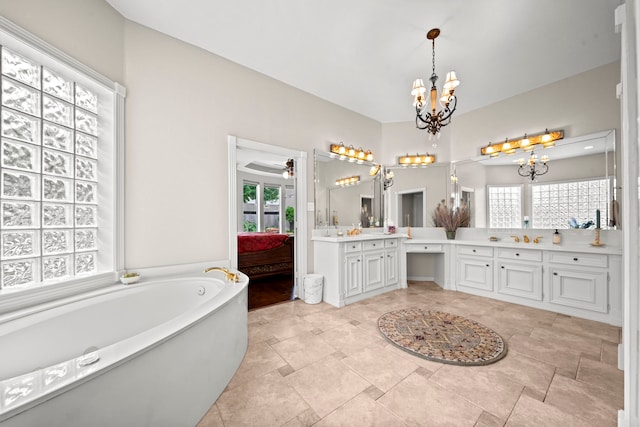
(412, 28, 460, 138)
(282, 159, 294, 179)
(518, 151, 549, 181)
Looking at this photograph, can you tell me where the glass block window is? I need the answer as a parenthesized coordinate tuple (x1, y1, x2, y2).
(0, 39, 115, 292)
(531, 178, 610, 229)
(488, 185, 522, 228)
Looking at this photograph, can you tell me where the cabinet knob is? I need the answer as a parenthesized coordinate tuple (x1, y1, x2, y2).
(473, 249, 476, 253)
(553, 272, 558, 275)
(486, 264, 490, 267)
(573, 257, 578, 261)
(380, 256, 384, 259)
(357, 259, 361, 262)
(516, 253, 520, 256)
(352, 245, 356, 249)
(424, 246, 428, 250)
(501, 266, 505, 269)
(373, 243, 376, 247)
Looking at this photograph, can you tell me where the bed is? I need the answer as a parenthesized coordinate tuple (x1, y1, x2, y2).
(237, 232, 294, 280)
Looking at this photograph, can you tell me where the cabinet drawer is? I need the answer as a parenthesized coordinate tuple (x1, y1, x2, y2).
(384, 239, 399, 249)
(497, 248, 542, 262)
(457, 245, 493, 257)
(344, 242, 362, 253)
(405, 243, 443, 253)
(548, 252, 608, 268)
(363, 240, 384, 251)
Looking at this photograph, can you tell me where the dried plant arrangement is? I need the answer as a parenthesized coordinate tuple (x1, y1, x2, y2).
(432, 199, 470, 232)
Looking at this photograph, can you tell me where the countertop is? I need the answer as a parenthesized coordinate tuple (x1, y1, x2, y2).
(312, 233, 621, 255)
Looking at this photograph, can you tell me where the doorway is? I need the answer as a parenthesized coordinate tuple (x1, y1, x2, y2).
(228, 135, 308, 308)
(396, 188, 427, 227)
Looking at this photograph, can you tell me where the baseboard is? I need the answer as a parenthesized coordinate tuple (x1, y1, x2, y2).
(407, 276, 435, 282)
(618, 343, 624, 371)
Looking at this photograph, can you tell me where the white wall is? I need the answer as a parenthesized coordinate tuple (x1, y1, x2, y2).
(1, 0, 621, 274)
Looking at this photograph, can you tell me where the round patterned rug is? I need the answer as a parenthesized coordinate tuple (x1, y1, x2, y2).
(378, 308, 507, 366)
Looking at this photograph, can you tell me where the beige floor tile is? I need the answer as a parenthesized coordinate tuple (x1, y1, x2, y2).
(545, 373, 621, 427)
(381, 340, 446, 374)
(505, 394, 593, 427)
(507, 334, 581, 372)
(314, 393, 408, 427)
(196, 403, 225, 427)
(486, 350, 555, 396)
(378, 371, 484, 426)
(285, 356, 371, 418)
(216, 370, 310, 426)
(226, 341, 288, 390)
(319, 322, 387, 356)
(529, 326, 602, 358)
(430, 365, 523, 420)
(261, 315, 317, 342)
(576, 357, 624, 399)
(301, 307, 355, 330)
(551, 316, 621, 343)
(281, 408, 321, 427)
(341, 345, 419, 392)
(475, 410, 506, 427)
(271, 331, 338, 370)
(601, 340, 620, 366)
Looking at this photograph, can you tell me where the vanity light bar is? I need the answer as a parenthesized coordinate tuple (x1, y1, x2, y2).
(335, 175, 360, 186)
(329, 142, 373, 163)
(398, 153, 436, 167)
(480, 129, 564, 157)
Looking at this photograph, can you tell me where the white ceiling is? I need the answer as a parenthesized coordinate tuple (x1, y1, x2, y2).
(105, 0, 621, 123)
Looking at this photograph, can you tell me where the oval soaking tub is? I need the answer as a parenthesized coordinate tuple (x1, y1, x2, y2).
(0, 272, 249, 427)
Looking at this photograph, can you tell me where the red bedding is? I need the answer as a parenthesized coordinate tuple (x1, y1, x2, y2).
(237, 232, 290, 253)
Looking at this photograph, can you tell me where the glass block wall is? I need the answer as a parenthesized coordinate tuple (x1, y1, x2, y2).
(488, 185, 522, 228)
(531, 178, 610, 229)
(1, 47, 99, 289)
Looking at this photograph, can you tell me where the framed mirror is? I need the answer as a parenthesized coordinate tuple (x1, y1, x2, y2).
(314, 150, 384, 228)
(454, 129, 617, 229)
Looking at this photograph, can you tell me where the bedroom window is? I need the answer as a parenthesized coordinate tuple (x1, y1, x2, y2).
(0, 19, 123, 302)
(263, 185, 280, 232)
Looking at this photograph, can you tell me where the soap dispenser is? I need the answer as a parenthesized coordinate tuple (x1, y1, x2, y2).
(553, 229, 561, 245)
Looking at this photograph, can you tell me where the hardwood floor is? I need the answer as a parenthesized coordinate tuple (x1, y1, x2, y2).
(248, 274, 295, 310)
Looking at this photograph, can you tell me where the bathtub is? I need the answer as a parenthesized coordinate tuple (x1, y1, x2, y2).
(0, 272, 249, 427)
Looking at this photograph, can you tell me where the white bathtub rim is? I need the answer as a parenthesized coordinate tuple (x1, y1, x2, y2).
(0, 271, 248, 421)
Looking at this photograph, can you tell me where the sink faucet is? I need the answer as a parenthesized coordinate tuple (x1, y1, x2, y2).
(510, 235, 520, 243)
(203, 266, 239, 282)
(523, 235, 530, 243)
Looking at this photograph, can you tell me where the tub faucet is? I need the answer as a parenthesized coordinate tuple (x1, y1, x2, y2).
(204, 266, 239, 282)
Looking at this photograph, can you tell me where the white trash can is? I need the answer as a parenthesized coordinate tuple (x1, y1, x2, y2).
(303, 274, 324, 304)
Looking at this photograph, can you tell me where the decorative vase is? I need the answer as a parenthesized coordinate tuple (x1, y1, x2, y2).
(446, 230, 456, 240)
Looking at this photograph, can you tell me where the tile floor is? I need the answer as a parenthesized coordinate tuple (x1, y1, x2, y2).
(197, 282, 623, 427)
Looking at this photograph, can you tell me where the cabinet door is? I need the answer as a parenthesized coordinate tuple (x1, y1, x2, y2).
(498, 262, 542, 300)
(385, 249, 399, 286)
(363, 250, 385, 291)
(457, 257, 493, 291)
(344, 254, 363, 297)
(549, 267, 608, 313)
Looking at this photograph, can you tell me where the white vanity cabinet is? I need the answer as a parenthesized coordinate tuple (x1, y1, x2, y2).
(496, 248, 543, 301)
(547, 251, 608, 314)
(313, 236, 403, 307)
(456, 245, 494, 291)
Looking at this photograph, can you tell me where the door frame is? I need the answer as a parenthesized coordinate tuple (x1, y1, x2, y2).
(227, 135, 308, 297)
